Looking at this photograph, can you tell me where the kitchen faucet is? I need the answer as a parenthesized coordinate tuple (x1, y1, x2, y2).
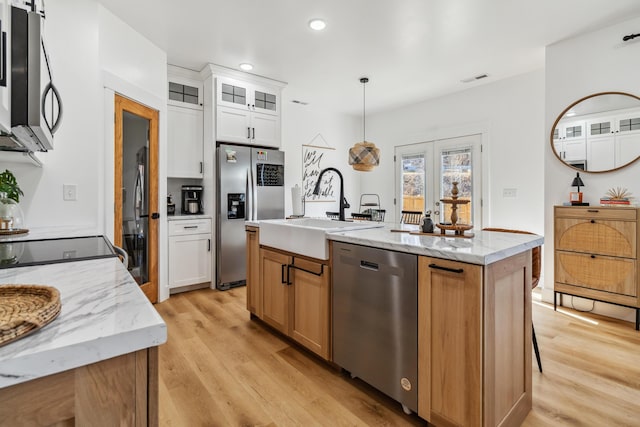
(313, 167, 350, 221)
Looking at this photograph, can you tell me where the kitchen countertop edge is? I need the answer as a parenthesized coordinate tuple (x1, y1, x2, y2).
(0, 258, 167, 389)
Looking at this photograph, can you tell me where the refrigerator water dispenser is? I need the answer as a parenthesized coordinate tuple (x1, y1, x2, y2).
(227, 193, 246, 219)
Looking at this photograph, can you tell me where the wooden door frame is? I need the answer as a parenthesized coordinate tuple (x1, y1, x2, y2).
(114, 94, 159, 303)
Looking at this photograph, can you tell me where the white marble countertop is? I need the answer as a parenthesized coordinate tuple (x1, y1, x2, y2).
(0, 258, 167, 389)
(327, 225, 543, 265)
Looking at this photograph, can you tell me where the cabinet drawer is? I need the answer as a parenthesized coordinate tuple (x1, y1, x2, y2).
(169, 219, 212, 236)
(555, 251, 637, 297)
(555, 206, 637, 221)
(555, 218, 636, 258)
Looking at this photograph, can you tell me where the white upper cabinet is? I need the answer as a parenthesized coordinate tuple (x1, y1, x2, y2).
(167, 104, 204, 178)
(217, 76, 279, 116)
(585, 109, 640, 170)
(216, 76, 282, 147)
(0, 0, 11, 133)
(553, 119, 586, 162)
(168, 75, 203, 109)
(167, 73, 204, 178)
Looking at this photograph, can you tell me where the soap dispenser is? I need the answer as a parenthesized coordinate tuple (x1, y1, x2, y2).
(421, 210, 434, 233)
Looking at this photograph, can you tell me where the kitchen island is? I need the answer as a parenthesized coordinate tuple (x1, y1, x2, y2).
(247, 220, 543, 427)
(0, 257, 167, 426)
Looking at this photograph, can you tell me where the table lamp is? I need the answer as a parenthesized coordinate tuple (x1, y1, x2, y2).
(570, 172, 585, 205)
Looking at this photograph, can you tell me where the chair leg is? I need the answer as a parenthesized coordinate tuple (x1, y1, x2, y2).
(532, 324, 542, 373)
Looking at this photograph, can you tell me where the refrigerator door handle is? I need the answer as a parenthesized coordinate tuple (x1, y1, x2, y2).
(246, 167, 254, 221)
(251, 164, 258, 220)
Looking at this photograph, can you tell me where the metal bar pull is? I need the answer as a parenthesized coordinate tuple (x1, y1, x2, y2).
(288, 262, 324, 279)
(360, 260, 379, 271)
(281, 264, 288, 284)
(428, 263, 464, 274)
(183, 225, 198, 229)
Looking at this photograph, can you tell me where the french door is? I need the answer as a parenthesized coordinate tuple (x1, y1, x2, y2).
(395, 134, 482, 227)
(114, 94, 159, 303)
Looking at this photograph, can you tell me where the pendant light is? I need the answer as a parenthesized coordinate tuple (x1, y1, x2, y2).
(349, 77, 380, 171)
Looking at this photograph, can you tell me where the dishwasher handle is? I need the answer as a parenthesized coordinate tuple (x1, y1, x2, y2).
(360, 260, 379, 271)
(428, 263, 464, 274)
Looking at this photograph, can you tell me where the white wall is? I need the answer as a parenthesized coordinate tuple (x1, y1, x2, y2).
(544, 16, 640, 319)
(361, 70, 545, 235)
(280, 98, 361, 218)
(0, 0, 169, 300)
(0, 0, 102, 229)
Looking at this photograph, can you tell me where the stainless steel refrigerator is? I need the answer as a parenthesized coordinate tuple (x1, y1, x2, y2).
(216, 144, 285, 290)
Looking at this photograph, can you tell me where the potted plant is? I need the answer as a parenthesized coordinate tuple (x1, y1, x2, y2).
(0, 169, 23, 202)
(0, 169, 24, 231)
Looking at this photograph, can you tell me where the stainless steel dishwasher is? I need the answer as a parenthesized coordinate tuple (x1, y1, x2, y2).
(332, 241, 418, 414)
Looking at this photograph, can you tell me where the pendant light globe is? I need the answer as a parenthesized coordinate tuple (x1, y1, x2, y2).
(349, 77, 380, 171)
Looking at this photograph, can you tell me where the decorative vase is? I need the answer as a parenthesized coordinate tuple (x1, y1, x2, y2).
(0, 192, 25, 231)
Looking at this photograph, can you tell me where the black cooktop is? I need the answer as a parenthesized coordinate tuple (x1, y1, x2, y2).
(0, 235, 118, 269)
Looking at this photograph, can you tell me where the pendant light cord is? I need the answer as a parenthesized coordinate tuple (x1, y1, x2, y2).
(360, 77, 369, 142)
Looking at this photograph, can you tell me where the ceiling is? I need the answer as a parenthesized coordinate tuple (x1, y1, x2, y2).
(97, 0, 640, 116)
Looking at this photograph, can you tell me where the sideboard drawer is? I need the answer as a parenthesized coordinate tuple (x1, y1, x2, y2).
(555, 218, 636, 258)
(555, 206, 637, 221)
(556, 251, 637, 297)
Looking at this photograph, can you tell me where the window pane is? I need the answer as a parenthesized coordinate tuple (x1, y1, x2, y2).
(183, 85, 198, 97)
(440, 148, 472, 225)
(401, 154, 425, 212)
(221, 83, 234, 95)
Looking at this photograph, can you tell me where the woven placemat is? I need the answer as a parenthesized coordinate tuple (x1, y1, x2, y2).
(0, 285, 61, 347)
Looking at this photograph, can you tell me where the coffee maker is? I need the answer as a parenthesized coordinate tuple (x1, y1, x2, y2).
(181, 185, 203, 215)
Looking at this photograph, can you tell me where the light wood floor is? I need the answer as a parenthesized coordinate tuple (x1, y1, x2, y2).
(155, 287, 640, 426)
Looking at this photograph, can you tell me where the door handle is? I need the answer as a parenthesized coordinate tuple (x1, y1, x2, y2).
(252, 127, 255, 139)
(359, 260, 379, 271)
(428, 263, 463, 274)
(281, 264, 288, 284)
(200, 162, 203, 173)
(207, 239, 211, 252)
(247, 127, 251, 139)
(0, 23, 6, 87)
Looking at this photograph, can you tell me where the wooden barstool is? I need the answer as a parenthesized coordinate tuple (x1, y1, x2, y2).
(400, 210, 422, 225)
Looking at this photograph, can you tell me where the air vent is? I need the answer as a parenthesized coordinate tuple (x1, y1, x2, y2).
(291, 100, 309, 105)
(460, 73, 489, 83)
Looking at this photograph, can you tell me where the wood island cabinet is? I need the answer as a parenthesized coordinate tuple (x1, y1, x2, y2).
(418, 253, 532, 427)
(261, 247, 290, 334)
(554, 206, 640, 329)
(0, 348, 159, 426)
(246, 227, 331, 360)
(246, 227, 534, 424)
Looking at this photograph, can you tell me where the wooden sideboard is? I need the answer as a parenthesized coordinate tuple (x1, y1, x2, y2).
(554, 205, 640, 329)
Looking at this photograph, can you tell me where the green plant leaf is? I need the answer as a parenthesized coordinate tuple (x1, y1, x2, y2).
(0, 169, 24, 203)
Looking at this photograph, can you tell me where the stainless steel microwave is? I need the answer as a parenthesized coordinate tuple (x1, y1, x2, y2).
(0, 4, 62, 153)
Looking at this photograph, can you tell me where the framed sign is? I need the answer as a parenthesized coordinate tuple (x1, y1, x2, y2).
(302, 134, 337, 202)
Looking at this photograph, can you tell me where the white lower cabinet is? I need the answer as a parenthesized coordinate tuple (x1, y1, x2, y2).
(168, 218, 212, 289)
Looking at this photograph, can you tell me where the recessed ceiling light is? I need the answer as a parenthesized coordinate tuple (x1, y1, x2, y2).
(309, 19, 326, 31)
(239, 63, 253, 71)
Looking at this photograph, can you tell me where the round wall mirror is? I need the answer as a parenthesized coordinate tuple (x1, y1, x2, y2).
(551, 92, 640, 173)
